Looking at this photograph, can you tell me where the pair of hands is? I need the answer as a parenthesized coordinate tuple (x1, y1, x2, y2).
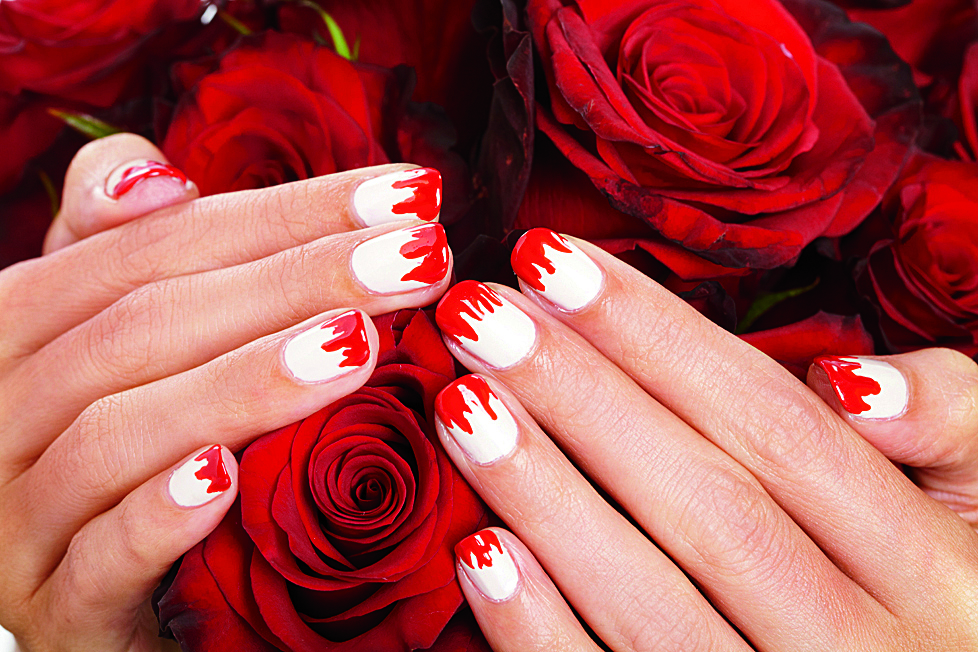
(0, 133, 975, 651)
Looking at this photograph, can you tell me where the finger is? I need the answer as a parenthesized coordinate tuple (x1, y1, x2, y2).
(3, 221, 450, 462)
(9, 308, 378, 580)
(43, 133, 198, 254)
(507, 229, 977, 610)
(455, 528, 600, 652)
(2, 163, 440, 356)
(810, 349, 978, 527)
(434, 288, 882, 651)
(30, 445, 236, 651)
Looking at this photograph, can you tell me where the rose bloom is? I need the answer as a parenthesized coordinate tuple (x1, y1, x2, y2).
(857, 155, 978, 356)
(514, 0, 918, 277)
(155, 310, 491, 651)
(0, 0, 203, 106)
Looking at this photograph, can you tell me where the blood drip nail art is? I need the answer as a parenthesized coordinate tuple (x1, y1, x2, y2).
(353, 167, 442, 225)
(168, 445, 232, 508)
(284, 310, 371, 383)
(455, 529, 519, 601)
(814, 355, 909, 420)
(436, 375, 518, 464)
(435, 281, 536, 369)
(351, 223, 450, 294)
(106, 159, 192, 199)
(511, 228, 603, 311)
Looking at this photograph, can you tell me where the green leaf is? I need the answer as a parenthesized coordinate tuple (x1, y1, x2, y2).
(735, 278, 820, 334)
(218, 8, 252, 35)
(47, 109, 122, 140)
(296, 1, 353, 59)
(37, 169, 60, 218)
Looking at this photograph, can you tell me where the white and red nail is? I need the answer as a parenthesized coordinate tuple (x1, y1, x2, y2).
(455, 529, 519, 601)
(284, 310, 371, 383)
(168, 445, 232, 508)
(436, 375, 518, 464)
(353, 167, 442, 226)
(351, 223, 450, 294)
(511, 228, 603, 312)
(814, 355, 909, 420)
(436, 281, 536, 369)
(106, 159, 194, 199)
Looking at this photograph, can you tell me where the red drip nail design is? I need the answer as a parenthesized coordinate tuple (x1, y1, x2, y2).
(511, 228, 572, 292)
(436, 376, 499, 435)
(193, 445, 231, 494)
(391, 168, 442, 221)
(814, 356, 881, 415)
(400, 224, 449, 284)
(321, 311, 370, 368)
(436, 281, 503, 343)
(110, 161, 188, 198)
(456, 530, 504, 570)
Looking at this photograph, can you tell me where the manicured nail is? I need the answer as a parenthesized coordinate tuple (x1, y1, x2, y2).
(353, 167, 442, 225)
(168, 445, 232, 508)
(106, 159, 192, 199)
(456, 529, 519, 601)
(351, 223, 450, 294)
(436, 375, 518, 464)
(284, 310, 371, 383)
(511, 228, 603, 311)
(436, 281, 536, 369)
(814, 356, 909, 420)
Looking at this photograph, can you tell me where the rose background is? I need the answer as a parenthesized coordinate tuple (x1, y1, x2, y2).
(2, 0, 978, 648)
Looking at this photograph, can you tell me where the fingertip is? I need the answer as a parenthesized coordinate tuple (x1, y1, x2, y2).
(167, 444, 238, 511)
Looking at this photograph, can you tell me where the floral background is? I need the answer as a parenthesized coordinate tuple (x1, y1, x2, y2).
(1, 0, 977, 649)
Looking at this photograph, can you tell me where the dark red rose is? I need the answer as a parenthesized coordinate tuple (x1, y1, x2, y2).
(506, 0, 919, 275)
(857, 154, 978, 356)
(155, 310, 491, 650)
(952, 42, 978, 161)
(0, 94, 63, 196)
(161, 32, 470, 223)
(0, 0, 204, 106)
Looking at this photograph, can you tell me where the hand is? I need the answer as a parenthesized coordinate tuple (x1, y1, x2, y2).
(0, 134, 452, 650)
(432, 229, 978, 651)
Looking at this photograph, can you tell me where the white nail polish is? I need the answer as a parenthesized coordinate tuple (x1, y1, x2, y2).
(815, 356, 909, 420)
(283, 311, 371, 383)
(511, 229, 603, 311)
(351, 223, 449, 294)
(352, 167, 442, 225)
(168, 445, 231, 508)
(436, 376, 518, 464)
(456, 530, 519, 601)
(436, 281, 536, 369)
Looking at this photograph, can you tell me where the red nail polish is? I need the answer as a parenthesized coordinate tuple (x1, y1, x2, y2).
(456, 529, 504, 570)
(108, 160, 190, 199)
(390, 167, 442, 221)
(399, 223, 449, 284)
(193, 445, 232, 494)
(436, 375, 518, 464)
(455, 529, 519, 600)
(436, 281, 504, 344)
(319, 310, 371, 369)
(814, 355, 909, 419)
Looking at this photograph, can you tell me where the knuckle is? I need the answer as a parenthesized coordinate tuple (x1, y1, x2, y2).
(612, 591, 713, 652)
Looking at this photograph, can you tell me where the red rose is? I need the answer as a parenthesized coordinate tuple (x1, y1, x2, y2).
(857, 155, 978, 355)
(0, 0, 203, 106)
(0, 93, 63, 196)
(160, 32, 470, 222)
(509, 0, 918, 275)
(155, 310, 491, 650)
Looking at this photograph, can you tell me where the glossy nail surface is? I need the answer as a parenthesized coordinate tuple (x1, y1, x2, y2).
(436, 375, 518, 464)
(436, 281, 536, 369)
(456, 529, 519, 601)
(353, 167, 442, 225)
(106, 159, 191, 199)
(351, 223, 449, 294)
(814, 356, 909, 420)
(284, 310, 371, 383)
(168, 445, 232, 508)
(511, 228, 603, 312)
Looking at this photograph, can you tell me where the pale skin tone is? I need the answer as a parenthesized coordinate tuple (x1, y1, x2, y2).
(0, 133, 975, 650)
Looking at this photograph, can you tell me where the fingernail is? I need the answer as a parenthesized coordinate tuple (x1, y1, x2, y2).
(351, 223, 450, 294)
(456, 529, 519, 601)
(106, 159, 193, 199)
(814, 356, 909, 420)
(168, 445, 232, 508)
(284, 310, 371, 383)
(436, 375, 518, 464)
(511, 228, 603, 312)
(435, 281, 536, 369)
(353, 167, 442, 225)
